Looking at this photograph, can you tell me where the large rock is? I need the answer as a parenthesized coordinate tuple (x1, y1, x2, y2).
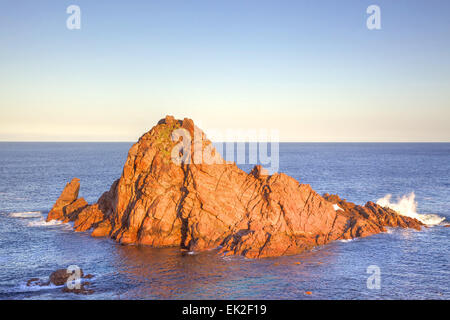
(48, 116, 424, 258)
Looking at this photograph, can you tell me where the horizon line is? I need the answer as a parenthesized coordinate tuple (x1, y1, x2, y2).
(1, 141, 449, 144)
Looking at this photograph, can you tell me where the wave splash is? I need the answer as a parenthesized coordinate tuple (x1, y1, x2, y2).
(376, 192, 445, 226)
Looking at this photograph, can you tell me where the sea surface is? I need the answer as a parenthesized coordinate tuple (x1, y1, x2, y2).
(0, 142, 448, 300)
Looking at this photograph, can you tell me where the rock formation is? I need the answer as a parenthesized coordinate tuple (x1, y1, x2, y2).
(46, 178, 88, 222)
(47, 115, 423, 258)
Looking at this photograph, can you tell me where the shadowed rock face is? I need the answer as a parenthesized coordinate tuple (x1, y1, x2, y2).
(47, 116, 423, 258)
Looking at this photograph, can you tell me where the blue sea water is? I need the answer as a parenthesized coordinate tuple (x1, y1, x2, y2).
(0, 142, 448, 300)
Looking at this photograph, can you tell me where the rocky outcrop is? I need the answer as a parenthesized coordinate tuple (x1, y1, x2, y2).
(48, 116, 424, 258)
(46, 178, 88, 223)
(322, 194, 422, 236)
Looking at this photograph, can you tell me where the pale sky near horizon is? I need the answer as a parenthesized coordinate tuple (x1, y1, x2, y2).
(0, 0, 449, 142)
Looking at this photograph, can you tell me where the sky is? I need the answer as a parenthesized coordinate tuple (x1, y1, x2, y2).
(0, 0, 449, 142)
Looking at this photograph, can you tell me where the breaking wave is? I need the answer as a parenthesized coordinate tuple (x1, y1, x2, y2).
(9, 211, 43, 218)
(339, 239, 355, 243)
(376, 192, 445, 226)
(27, 217, 71, 228)
(7, 210, 73, 229)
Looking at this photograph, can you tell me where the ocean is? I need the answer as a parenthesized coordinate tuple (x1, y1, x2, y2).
(0, 142, 448, 299)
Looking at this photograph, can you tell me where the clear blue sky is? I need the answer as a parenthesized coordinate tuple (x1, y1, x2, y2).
(1, 0, 449, 141)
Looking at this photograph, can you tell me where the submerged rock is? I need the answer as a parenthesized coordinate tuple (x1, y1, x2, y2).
(47, 115, 424, 258)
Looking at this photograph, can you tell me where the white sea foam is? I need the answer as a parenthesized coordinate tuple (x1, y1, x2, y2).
(19, 282, 62, 292)
(19, 277, 93, 292)
(9, 211, 43, 218)
(339, 239, 354, 243)
(27, 217, 71, 228)
(376, 192, 445, 226)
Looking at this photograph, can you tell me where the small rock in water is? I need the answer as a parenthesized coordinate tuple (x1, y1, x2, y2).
(26, 277, 49, 287)
(26, 278, 40, 286)
(27, 267, 95, 294)
(50, 268, 84, 286)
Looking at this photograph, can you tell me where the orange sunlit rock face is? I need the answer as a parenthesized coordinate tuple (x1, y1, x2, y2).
(48, 116, 423, 258)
